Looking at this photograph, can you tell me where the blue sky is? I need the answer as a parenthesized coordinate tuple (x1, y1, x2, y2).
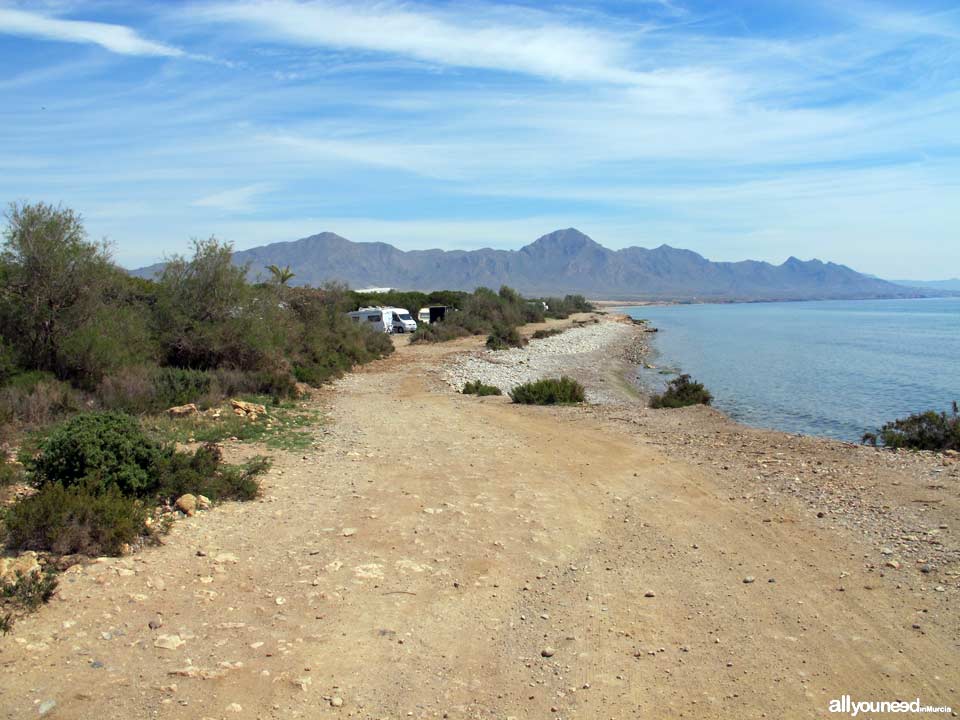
(1, 0, 958, 278)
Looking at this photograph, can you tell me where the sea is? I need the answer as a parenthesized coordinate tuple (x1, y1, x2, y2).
(619, 297, 960, 442)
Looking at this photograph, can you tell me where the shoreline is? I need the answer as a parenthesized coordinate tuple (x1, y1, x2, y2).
(439, 313, 959, 576)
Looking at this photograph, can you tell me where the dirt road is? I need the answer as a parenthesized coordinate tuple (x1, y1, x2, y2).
(2, 328, 957, 719)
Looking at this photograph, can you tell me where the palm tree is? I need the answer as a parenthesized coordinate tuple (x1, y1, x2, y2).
(266, 264, 295, 285)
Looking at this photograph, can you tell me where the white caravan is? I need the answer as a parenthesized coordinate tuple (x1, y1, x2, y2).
(348, 307, 391, 333)
(348, 306, 417, 334)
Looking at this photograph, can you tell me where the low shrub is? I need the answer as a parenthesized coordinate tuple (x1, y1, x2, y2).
(486, 325, 526, 351)
(0, 455, 22, 487)
(462, 380, 502, 396)
(410, 322, 471, 344)
(28, 412, 163, 497)
(1, 568, 58, 611)
(510, 377, 585, 405)
(532, 327, 564, 340)
(153, 444, 268, 502)
(0, 375, 81, 428)
(4, 482, 147, 556)
(863, 402, 960, 451)
(0, 567, 59, 634)
(649, 374, 712, 409)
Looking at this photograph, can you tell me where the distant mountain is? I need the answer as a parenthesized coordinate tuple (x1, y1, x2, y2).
(132, 228, 931, 301)
(889, 278, 960, 292)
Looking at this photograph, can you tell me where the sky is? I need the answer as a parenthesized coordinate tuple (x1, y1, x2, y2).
(0, 0, 958, 278)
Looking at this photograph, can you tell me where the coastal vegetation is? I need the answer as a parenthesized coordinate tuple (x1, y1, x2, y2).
(462, 380, 502, 396)
(863, 402, 960, 451)
(649, 374, 713, 409)
(0, 202, 394, 440)
(510, 377, 586, 405)
(532, 327, 565, 340)
(409, 288, 592, 345)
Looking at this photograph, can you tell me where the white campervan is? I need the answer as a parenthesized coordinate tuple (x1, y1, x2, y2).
(347, 307, 391, 333)
(386, 307, 417, 333)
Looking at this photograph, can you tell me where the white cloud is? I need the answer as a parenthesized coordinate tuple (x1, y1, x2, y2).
(191, 183, 273, 212)
(192, 0, 642, 83)
(0, 7, 183, 56)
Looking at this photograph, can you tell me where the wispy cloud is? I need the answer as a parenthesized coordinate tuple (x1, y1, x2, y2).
(0, 7, 183, 56)
(191, 0, 642, 83)
(191, 183, 273, 212)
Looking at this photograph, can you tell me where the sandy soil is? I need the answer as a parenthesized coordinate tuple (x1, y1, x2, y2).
(1, 316, 958, 719)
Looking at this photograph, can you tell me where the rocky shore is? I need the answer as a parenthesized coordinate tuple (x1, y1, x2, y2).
(443, 316, 647, 403)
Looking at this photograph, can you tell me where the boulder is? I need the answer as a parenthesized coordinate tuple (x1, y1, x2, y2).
(197, 494, 211, 511)
(230, 399, 267, 416)
(175, 494, 198, 517)
(167, 403, 199, 418)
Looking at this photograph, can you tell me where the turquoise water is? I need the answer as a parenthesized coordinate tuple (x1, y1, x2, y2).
(620, 298, 960, 442)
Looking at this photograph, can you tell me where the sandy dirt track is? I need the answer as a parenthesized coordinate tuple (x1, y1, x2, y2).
(2, 320, 957, 719)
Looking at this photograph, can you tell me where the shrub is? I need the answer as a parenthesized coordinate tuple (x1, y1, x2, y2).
(486, 325, 526, 350)
(510, 377, 585, 405)
(28, 412, 163, 497)
(5, 482, 146, 556)
(863, 402, 960, 451)
(410, 322, 470, 344)
(0, 375, 81, 428)
(462, 380, 502, 396)
(153, 444, 268, 502)
(649, 374, 713, 409)
(1, 568, 58, 611)
(532, 328, 564, 340)
(0, 455, 22, 487)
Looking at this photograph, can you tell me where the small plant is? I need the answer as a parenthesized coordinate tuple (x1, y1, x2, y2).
(5, 482, 147, 556)
(462, 380, 502, 396)
(649, 374, 712, 409)
(0, 567, 59, 634)
(510, 377, 585, 405)
(153, 444, 268, 502)
(486, 325, 526, 351)
(28, 412, 163, 497)
(863, 402, 960, 451)
(532, 328, 564, 340)
(0, 455, 22, 487)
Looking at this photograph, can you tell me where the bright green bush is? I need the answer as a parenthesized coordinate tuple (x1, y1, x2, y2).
(462, 380, 502, 396)
(510, 377, 585, 405)
(863, 402, 960, 450)
(4, 481, 146, 556)
(28, 412, 162, 497)
(649, 374, 713, 409)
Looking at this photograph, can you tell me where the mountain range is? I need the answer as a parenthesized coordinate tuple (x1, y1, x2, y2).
(133, 228, 930, 301)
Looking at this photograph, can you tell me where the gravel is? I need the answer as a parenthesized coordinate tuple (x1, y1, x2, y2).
(443, 320, 641, 404)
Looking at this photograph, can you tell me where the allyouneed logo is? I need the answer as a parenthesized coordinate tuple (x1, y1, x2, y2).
(829, 696, 952, 716)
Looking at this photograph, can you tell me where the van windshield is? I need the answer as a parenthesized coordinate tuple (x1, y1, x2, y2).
(398, 314, 412, 320)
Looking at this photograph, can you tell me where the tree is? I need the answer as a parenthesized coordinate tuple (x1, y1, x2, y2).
(266, 264, 295, 286)
(0, 202, 116, 377)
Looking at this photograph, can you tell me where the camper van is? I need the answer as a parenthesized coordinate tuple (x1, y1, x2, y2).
(347, 306, 417, 334)
(387, 307, 417, 333)
(417, 306, 449, 325)
(348, 307, 391, 333)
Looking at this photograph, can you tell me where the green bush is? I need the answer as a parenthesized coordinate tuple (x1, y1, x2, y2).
(863, 402, 960, 451)
(1, 568, 58, 611)
(486, 325, 526, 350)
(649, 374, 713, 409)
(410, 322, 471, 344)
(153, 444, 268, 502)
(5, 482, 146, 556)
(462, 380, 502, 396)
(510, 377, 585, 405)
(28, 412, 162, 497)
(532, 328, 564, 340)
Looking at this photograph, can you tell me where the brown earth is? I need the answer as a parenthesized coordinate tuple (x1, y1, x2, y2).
(2, 320, 958, 719)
